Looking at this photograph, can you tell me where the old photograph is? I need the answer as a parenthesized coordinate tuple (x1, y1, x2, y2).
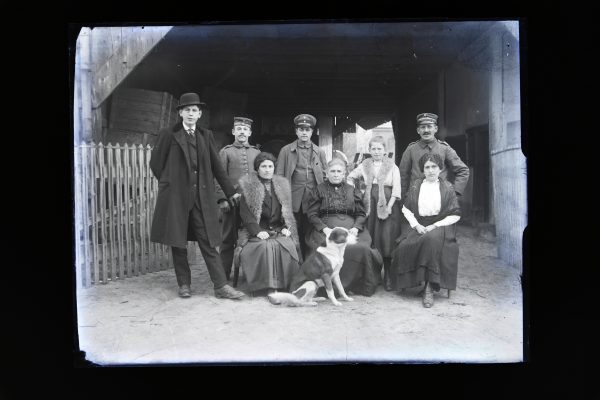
(72, 21, 525, 364)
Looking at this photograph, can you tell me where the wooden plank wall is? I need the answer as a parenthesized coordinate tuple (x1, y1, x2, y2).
(72, 27, 172, 143)
(106, 87, 178, 146)
(489, 28, 525, 272)
(490, 147, 526, 271)
(91, 26, 172, 109)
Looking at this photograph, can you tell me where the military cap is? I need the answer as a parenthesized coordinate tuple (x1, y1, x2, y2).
(294, 113, 317, 127)
(416, 113, 438, 125)
(233, 116, 253, 127)
(177, 92, 206, 109)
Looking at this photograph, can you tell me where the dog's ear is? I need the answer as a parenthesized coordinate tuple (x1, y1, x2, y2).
(328, 228, 348, 244)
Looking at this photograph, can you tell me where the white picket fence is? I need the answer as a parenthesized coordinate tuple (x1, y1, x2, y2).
(74, 142, 175, 287)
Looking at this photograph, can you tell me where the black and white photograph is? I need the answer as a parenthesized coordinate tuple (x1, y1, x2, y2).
(72, 20, 526, 365)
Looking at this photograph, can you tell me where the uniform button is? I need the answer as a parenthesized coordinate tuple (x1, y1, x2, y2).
(202, 185, 206, 189)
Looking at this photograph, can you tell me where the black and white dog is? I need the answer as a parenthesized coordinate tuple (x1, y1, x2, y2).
(268, 227, 357, 307)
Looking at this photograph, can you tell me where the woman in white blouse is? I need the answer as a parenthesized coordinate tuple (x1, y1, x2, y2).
(390, 153, 461, 308)
(347, 136, 402, 291)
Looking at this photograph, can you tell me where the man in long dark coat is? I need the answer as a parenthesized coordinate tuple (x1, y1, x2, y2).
(150, 92, 245, 300)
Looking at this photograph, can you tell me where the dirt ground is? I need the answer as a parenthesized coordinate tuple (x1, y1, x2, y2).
(76, 225, 523, 365)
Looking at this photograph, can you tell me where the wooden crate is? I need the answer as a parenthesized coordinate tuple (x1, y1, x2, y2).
(106, 88, 179, 146)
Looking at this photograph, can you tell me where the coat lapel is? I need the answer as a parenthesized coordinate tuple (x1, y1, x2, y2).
(173, 128, 191, 173)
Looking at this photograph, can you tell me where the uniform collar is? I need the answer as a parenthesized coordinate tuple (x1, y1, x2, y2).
(296, 139, 312, 149)
(233, 141, 250, 148)
(418, 138, 437, 148)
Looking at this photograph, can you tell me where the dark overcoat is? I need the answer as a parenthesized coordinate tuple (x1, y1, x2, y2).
(150, 122, 235, 248)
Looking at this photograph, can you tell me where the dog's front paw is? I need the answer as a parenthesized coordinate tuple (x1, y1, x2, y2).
(342, 296, 354, 302)
(332, 300, 343, 306)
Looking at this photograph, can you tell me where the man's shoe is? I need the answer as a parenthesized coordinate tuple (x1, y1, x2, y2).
(178, 284, 191, 298)
(214, 284, 245, 300)
(422, 282, 434, 308)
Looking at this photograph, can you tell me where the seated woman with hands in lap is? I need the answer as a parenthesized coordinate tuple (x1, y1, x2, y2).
(300, 157, 381, 297)
(391, 153, 461, 308)
(236, 152, 301, 295)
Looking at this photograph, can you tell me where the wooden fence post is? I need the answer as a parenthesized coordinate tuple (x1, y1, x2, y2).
(137, 144, 147, 274)
(74, 144, 84, 289)
(114, 145, 125, 279)
(123, 144, 132, 278)
(145, 144, 155, 272)
(97, 142, 108, 283)
(80, 144, 92, 287)
(106, 143, 117, 280)
(130, 145, 139, 276)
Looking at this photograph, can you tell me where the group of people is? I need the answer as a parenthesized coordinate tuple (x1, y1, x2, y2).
(150, 92, 469, 308)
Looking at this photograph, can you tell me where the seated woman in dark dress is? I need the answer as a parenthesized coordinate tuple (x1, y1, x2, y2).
(236, 152, 301, 295)
(390, 153, 461, 308)
(292, 158, 381, 297)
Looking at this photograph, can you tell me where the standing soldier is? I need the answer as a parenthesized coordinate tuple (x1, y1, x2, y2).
(215, 117, 261, 280)
(398, 113, 470, 200)
(276, 114, 328, 258)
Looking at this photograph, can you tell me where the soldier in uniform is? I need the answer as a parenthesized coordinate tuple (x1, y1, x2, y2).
(276, 114, 328, 259)
(215, 117, 261, 280)
(398, 113, 470, 200)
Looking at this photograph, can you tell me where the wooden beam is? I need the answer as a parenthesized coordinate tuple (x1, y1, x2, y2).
(317, 115, 333, 161)
(91, 26, 172, 108)
(78, 27, 93, 142)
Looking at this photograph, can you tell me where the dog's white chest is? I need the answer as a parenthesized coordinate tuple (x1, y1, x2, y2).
(316, 247, 344, 277)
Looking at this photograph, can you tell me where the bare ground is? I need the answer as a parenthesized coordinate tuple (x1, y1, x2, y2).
(76, 225, 523, 365)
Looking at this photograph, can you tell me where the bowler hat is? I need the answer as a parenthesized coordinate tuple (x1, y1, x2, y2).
(177, 92, 206, 110)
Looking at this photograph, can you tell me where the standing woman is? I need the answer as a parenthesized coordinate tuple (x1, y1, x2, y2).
(236, 152, 301, 295)
(391, 153, 461, 308)
(303, 158, 381, 296)
(347, 136, 402, 291)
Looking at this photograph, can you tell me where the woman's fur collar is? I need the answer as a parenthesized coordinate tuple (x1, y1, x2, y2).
(361, 157, 394, 219)
(238, 172, 299, 243)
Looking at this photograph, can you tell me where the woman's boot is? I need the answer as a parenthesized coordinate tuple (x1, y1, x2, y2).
(422, 281, 434, 308)
(383, 258, 393, 291)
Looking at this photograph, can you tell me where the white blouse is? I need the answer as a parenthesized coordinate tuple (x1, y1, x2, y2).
(402, 179, 460, 228)
(347, 161, 402, 199)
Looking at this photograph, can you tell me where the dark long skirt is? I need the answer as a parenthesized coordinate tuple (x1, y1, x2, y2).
(306, 214, 381, 296)
(366, 184, 402, 258)
(391, 216, 459, 291)
(239, 233, 300, 292)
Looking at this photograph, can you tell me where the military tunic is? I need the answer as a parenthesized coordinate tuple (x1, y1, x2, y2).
(291, 143, 318, 212)
(217, 142, 261, 193)
(215, 142, 261, 278)
(398, 138, 470, 200)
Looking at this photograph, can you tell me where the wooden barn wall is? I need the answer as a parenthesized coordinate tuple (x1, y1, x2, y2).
(73, 27, 172, 143)
(489, 23, 525, 271)
(106, 87, 179, 146)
